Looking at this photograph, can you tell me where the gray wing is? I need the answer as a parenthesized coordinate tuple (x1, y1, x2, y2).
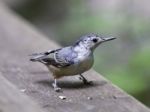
(30, 47, 78, 67)
(54, 47, 78, 67)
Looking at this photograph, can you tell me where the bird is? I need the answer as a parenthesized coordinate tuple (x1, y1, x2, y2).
(30, 33, 116, 92)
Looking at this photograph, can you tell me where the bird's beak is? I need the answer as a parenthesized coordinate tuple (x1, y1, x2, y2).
(102, 36, 116, 42)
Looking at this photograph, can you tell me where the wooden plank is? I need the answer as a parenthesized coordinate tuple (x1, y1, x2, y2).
(0, 2, 149, 112)
(0, 74, 46, 112)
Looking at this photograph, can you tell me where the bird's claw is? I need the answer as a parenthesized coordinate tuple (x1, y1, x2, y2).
(52, 83, 62, 92)
(83, 80, 93, 85)
(79, 77, 93, 85)
(54, 87, 62, 92)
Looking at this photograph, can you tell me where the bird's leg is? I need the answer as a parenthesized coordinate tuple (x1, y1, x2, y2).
(79, 74, 93, 85)
(52, 79, 61, 92)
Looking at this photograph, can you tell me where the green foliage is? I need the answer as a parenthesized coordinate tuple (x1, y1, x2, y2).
(94, 45, 150, 106)
(129, 47, 150, 76)
(129, 46, 150, 86)
(104, 68, 148, 94)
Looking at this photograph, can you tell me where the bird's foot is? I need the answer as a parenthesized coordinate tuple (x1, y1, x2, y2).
(84, 80, 93, 85)
(79, 76, 93, 85)
(54, 87, 62, 92)
(52, 83, 62, 92)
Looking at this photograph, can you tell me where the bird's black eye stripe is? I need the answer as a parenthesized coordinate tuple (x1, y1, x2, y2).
(92, 38, 98, 43)
(45, 52, 50, 55)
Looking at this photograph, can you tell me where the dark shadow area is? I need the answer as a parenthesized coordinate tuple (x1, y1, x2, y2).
(35, 78, 107, 90)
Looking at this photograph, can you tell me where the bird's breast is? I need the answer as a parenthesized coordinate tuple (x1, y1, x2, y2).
(77, 53, 94, 71)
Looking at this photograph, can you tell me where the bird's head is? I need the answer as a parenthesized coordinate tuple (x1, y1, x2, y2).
(74, 33, 116, 51)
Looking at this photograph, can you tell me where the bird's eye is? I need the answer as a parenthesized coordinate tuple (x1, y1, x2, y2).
(92, 38, 98, 43)
(84, 39, 87, 42)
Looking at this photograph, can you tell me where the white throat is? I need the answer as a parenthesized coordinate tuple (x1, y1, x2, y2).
(74, 44, 92, 58)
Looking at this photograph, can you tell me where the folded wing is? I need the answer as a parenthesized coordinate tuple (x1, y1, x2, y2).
(30, 47, 77, 68)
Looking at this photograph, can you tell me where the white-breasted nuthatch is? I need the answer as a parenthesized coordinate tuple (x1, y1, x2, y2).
(30, 33, 116, 92)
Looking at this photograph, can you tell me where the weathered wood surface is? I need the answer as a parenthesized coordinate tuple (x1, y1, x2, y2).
(0, 2, 149, 112)
(0, 74, 45, 112)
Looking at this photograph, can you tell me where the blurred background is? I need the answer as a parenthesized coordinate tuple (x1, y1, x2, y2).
(4, 0, 150, 107)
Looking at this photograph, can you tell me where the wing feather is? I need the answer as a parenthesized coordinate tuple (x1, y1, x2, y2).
(30, 47, 77, 67)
